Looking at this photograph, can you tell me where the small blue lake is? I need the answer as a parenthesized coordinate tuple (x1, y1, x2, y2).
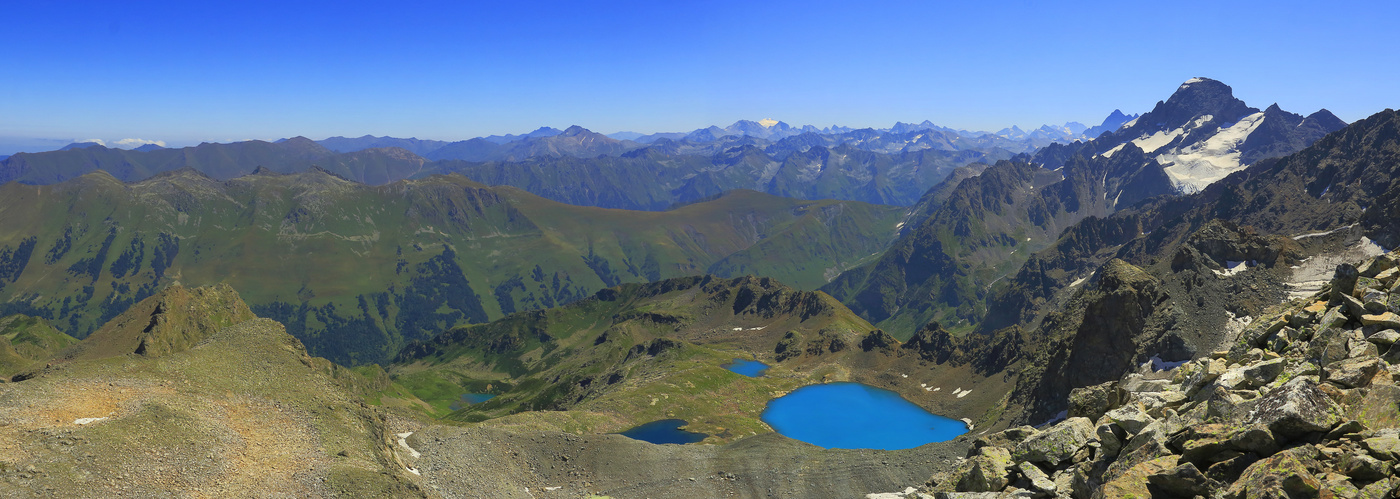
(761, 382, 967, 450)
(618, 419, 708, 445)
(723, 358, 770, 377)
(449, 393, 498, 411)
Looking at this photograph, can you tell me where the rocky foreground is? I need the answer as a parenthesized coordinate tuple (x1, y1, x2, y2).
(927, 251, 1400, 498)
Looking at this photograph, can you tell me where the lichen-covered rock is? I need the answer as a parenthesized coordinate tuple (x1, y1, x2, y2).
(1103, 403, 1154, 435)
(1013, 417, 1096, 465)
(1225, 452, 1322, 499)
(1368, 328, 1400, 346)
(1146, 462, 1217, 497)
(1361, 311, 1400, 329)
(1237, 378, 1343, 439)
(1067, 381, 1127, 421)
(1362, 433, 1400, 461)
(1324, 357, 1381, 388)
(1014, 461, 1055, 495)
(1100, 455, 1176, 499)
(1338, 451, 1392, 481)
(953, 446, 1015, 492)
(1358, 478, 1398, 499)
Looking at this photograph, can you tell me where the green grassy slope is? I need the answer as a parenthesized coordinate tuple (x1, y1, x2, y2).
(0, 314, 77, 378)
(0, 170, 901, 366)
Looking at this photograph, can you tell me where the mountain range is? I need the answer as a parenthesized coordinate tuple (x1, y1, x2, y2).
(2, 77, 1397, 497)
(820, 78, 1345, 335)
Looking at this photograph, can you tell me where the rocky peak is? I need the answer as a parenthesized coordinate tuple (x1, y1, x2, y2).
(1140, 78, 1256, 133)
(930, 248, 1400, 496)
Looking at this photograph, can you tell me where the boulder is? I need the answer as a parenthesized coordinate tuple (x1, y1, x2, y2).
(1237, 378, 1343, 439)
(1324, 357, 1381, 388)
(1014, 461, 1055, 495)
(1334, 263, 1360, 298)
(1358, 478, 1397, 499)
(1338, 452, 1391, 481)
(1013, 417, 1096, 465)
(1099, 455, 1177, 499)
(1205, 452, 1260, 483)
(1146, 462, 1217, 498)
(1368, 329, 1400, 347)
(1226, 452, 1322, 499)
(1362, 433, 1400, 461)
(1361, 312, 1400, 329)
(1067, 381, 1127, 421)
(954, 446, 1014, 492)
(1102, 403, 1154, 435)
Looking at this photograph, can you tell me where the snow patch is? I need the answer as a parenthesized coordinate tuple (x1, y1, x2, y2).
(396, 432, 421, 459)
(73, 417, 108, 425)
(1069, 276, 1088, 288)
(1292, 223, 1358, 241)
(1098, 143, 1126, 158)
(1160, 111, 1266, 192)
(1213, 260, 1255, 277)
(1149, 355, 1187, 372)
(1037, 410, 1069, 428)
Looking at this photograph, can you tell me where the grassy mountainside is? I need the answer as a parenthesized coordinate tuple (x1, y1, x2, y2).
(0, 314, 76, 378)
(0, 285, 429, 497)
(0, 170, 901, 366)
(823, 159, 1112, 336)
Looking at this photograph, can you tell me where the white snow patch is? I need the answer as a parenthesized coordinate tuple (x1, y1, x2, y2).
(1037, 410, 1069, 428)
(748, 326, 765, 331)
(1122, 116, 1140, 128)
(900, 373, 908, 378)
(932, 387, 941, 392)
(73, 417, 108, 425)
(1149, 355, 1187, 372)
(1213, 260, 1255, 277)
(1160, 111, 1266, 192)
(952, 388, 972, 398)
(1292, 223, 1358, 240)
(1069, 276, 1088, 288)
(396, 432, 422, 459)
(732, 327, 743, 331)
(961, 418, 974, 430)
(1131, 124, 1190, 154)
(1098, 142, 1126, 158)
(544, 486, 562, 491)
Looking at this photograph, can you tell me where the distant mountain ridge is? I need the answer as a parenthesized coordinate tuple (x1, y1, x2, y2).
(821, 78, 1347, 334)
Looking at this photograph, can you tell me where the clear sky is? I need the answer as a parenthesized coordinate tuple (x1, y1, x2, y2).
(1, 0, 1396, 153)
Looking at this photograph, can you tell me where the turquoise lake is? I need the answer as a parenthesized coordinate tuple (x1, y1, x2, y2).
(617, 419, 708, 445)
(723, 358, 770, 377)
(449, 393, 497, 411)
(761, 382, 966, 450)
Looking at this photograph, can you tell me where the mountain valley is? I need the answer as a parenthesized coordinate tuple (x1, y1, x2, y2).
(3, 77, 1399, 498)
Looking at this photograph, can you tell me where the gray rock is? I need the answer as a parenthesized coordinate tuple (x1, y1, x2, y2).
(1066, 382, 1127, 421)
(1014, 461, 1055, 494)
(1358, 478, 1397, 499)
(1237, 378, 1343, 439)
(1368, 329, 1400, 346)
(954, 446, 1014, 492)
(1339, 452, 1391, 481)
(1095, 423, 1124, 461)
(1146, 463, 1216, 497)
(1362, 433, 1400, 461)
(1324, 357, 1380, 388)
(1102, 404, 1154, 435)
(1349, 336, 1381, 358)
(1013, 417, 1096, 466)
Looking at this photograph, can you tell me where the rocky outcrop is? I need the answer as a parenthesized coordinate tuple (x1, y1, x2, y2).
(930, 250, 1400, 497)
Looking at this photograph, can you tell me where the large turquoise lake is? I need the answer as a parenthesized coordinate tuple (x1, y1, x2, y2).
(761, 382, 966, 450)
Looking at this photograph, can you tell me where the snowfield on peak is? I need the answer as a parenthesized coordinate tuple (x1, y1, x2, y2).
(1158, 111, 1267, 192)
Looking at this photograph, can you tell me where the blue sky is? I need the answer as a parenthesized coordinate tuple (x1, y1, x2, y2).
(1, 0, 1396, 153)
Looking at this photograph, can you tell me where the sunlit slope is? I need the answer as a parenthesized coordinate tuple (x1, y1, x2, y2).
(0, 169, 900, 365)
